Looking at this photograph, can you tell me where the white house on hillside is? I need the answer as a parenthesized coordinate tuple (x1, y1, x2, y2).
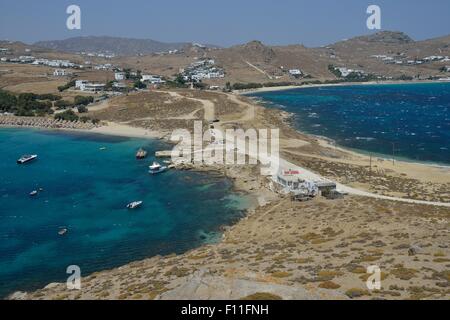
(75, 80, 88, 89)
(53, 69, 67, 76)
(115, 72, 126, 81)
(289, 69, 302, 76)
(75, 80, 104, 92)
(141, 75, 165, 84)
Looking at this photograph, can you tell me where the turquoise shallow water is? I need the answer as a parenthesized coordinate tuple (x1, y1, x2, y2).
(250, 82, 450, 165)
(0, 128, 250, 297)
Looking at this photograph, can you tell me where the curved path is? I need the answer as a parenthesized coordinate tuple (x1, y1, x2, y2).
(157, 90, 216, 122)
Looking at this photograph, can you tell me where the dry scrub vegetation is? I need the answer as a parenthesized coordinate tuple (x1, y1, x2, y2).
(22, 195, 449, 300)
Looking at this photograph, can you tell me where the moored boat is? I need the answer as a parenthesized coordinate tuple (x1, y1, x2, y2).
(136, 148, 148, 159)
(29, 190, 38, 196)
(127, 201, 143, 209)
(149, 161, 167, 175)
(17, 154, 38, 164)
(58, 228, 68, 236)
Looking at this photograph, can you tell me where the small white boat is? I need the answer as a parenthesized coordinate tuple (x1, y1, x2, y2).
(136, 148, 148, 159)
(17, 154, 38, 164)
(30, 190, 38, 196)
(99, 147, 107, 151)
(149, 162, 167, 175)
(58, 228, 68, 236)
(127, 201, 143, 209)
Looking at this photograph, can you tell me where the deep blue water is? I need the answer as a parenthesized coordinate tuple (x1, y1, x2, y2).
(250, 83, 450, 165)
(0, 128, 250, 297)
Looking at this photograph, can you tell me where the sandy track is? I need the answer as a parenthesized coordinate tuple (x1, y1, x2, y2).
(157, 90, 216, 122)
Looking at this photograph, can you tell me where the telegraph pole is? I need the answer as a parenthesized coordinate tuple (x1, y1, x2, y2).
(391, 142, 395, 166)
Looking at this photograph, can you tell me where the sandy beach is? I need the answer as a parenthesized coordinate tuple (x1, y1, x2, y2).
(236, 79, 445, 95)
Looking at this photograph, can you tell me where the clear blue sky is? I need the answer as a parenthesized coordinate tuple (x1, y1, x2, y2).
(1, 0, 449, 47)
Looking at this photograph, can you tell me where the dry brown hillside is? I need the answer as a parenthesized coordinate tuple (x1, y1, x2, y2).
(2, 31, 450, 87)
(112, 31, 450, 84)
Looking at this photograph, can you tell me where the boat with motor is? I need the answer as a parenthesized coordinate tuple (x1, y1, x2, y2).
(149, 161, 167, 175)
(127, 201, 143, 209)
(29, 190, 38, 196)
(58, 228, 68, 236)
(136, 148, 148, 159)
(17, 154, 38, 164)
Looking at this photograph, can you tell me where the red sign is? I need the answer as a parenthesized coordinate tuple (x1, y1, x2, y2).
(283, 170, 300, 175)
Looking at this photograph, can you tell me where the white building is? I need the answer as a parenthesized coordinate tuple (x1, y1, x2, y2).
(275, 169, 318, 196)
(53, 69, 67, 76)
(75, 80, 88, 89)
(424, 56, 444, 62)
(336, 67, 365, 78)
(112, 82, 127, 90)
(289, 69, 302, 75)
(46, 60, 74, 68)
(141, 75, 165, 84)
(19, 56, 35, 63)
(82, 83, 105, 92)
(115, 72, 126, 81)
(94, 64, 113, 70)
(337, 67, 352, 77)
(289, 69, 303, 77)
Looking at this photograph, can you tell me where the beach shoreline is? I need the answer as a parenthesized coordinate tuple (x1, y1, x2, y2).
(236, 79, 446, 95)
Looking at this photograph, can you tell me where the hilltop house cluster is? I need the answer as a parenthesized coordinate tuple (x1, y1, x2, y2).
(114, 71, 165, 84)
(0, 55, 80, 68)
(73, 70, 166, 93)
(0, 51, 119, 74)
(78, 51, 115, 59)
(180, 59, 225, 82)
(371, 54, 450, 66)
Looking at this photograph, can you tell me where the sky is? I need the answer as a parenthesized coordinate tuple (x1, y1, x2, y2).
(0, 0, 449, 47)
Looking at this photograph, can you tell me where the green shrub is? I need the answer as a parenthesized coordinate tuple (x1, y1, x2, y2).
(74, 95, 94, 106)
(55, 110, 79, 122)
(58, 80, 76, 92)
(77, 105, 88, 113)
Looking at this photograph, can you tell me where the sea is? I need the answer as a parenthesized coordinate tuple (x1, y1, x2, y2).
(0, 128, 252, 297)
(249, 82, 450, 165)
